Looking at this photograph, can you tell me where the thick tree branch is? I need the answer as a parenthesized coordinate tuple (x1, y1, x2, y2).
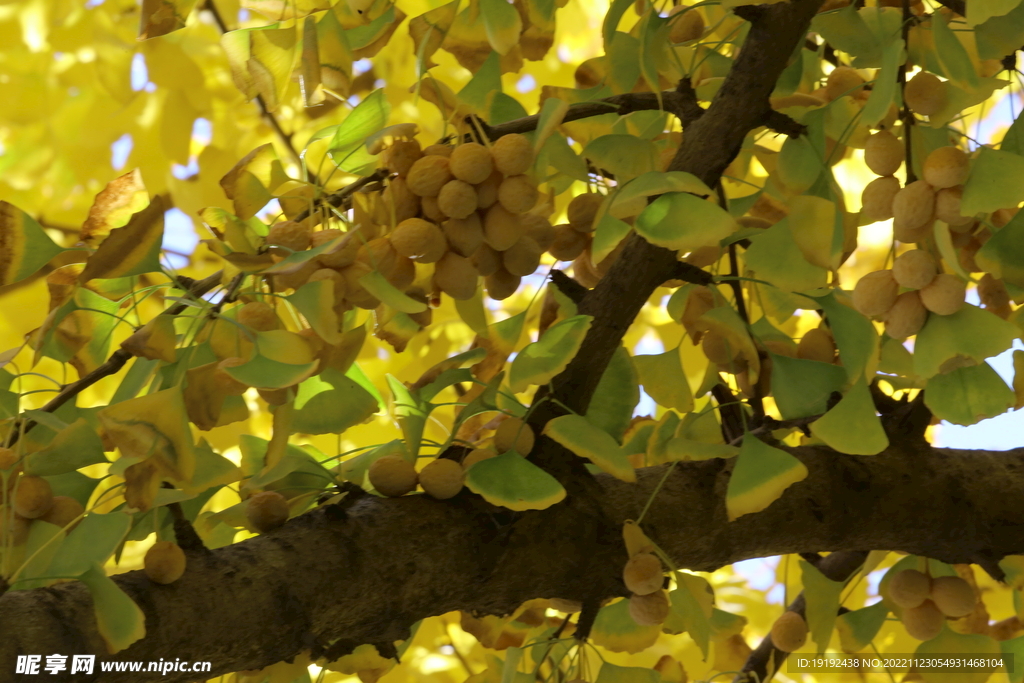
(4, 443, 1024, 681)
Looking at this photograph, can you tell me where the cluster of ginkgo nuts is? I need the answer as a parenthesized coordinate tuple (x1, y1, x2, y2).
(852, 249, 965, 339)
(265, 133, 610, 309)
(623, 549, 671, 626)
(0, 448, 85, 547)
(887, 568, 977, 640)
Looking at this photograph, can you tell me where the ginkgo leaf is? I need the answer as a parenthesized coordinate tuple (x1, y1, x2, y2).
(916, 628, 1002, 682)
(925, 362, 1016, 426)
(770, 353, 848, 419)
(913, 304, 1018, 378)
(509, 315, 593, 393)
(961, 147, 1024, 215)
(633, 348, 693, 412)
(81, 169, 149, 244)
(976, 210, 1024, 288)
(543, 414, 635, 482)
(635, 192, 737, 253)
(0, 203, 62, 288)
(726, 435, 808, 522)
(801, 559, 844, 654)
(788, 195, 839, 270)
(810, 381, 889, 455)
(287, 280, 341, 344)
(586, 346, 638, 442)
(24, 418, 107, 476)
(139, 0, 197, 39)
(464, 450, 566, 511)
(328, 88, 390, 169)
(813, 291, 880, 382)
(48, 512, 131, 577)
(292, 369, 378, 435)
(590, 597, 662, 654)
(594, 663, 659, 683)
(219, 144, 288, 220)
(98, 386, 196, 482)
(664, 573, 714, 657)
(480, 0, 523, 55)
(79, 564, 146, 654)
(612, 171, 712, 210)
(837, 601, 889, 653)
(745, 219, 829, 293)
(78, 198, 164, 282)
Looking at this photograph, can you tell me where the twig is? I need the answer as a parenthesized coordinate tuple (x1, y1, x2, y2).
(549, 270, 588, 304)
(293, 168, 390, 224)
(712, 384, 746, 443)
(203, 0, 307, 176)
(5, 271, 223, 448)
(728, 414, 820, 447)
(899, 0, 916, 182)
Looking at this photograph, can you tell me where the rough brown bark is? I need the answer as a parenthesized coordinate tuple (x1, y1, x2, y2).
(2, 444, 1024, 681)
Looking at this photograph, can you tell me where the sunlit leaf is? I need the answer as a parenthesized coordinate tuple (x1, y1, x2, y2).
(79, 564, 146, 654)
(925, 362, 1015, 425)
(464, 450, 566, 511)
(543, 414, 635, 481)
(726, 435, 808, 521)
(509, 315, 593, 393)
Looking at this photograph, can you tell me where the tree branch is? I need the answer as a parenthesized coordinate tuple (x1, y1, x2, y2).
(4, 443, 1024, 681)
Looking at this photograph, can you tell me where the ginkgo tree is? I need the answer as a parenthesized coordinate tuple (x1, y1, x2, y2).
(4, 0, 1024, 679)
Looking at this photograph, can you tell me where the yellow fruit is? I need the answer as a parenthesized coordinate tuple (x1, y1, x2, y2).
(450, 142, 495, 184)
(668, 4, 704, 43)
(472, 244, 503, 277)
(549, 224, 589, 261)
(266, 220, 312, 252)
(246, 490, 290, 533)
(237, 301, 280, 332)
(852, 269, 899, 318)
(313, 229, 362, 269)
(623, 552, 664, 595)
(475, 169, 503, 209)
(434, 252, 479, 300)
(701, 330, 737, 365)
(390, 218, 448, 263)
(423, 143, 453, 157)
(443, 214, 485, 257)
(893, 218, 934, 245)
(406, 155, 452, 197)
(340, 262, 381, 309)
(503, 236, 543, 276)
(919, 273, 966, 315)
(628, 590, 670, 626)
(368, 455, 419, 497)
(923, 146, 969, 189)
(14, 475, 53, 519)
(567, 193, 604, 232)
(498, 175, 539, 215)
(770, 612, 808, 652)
(892, 249, 938, 289)
(419, 458, 465, 499)
(573, 252, 601, 288)
(884, 291, 928, 340)
(797, 328, 836, 363)
(905, 72, 947, 117)
(380, 177, 421, 225)
(825, 66, 865, 100)
(463, 447, 498, 469)
(357, 237, 408, 287)
(144, 541, 186, 584)
(485, 268, 521, 300)
(494, 417, 536, 455)
(930, 576, 976, 617)
(483, 204, 522, 251)
(902, 599, 945, 640)
(521, 213, 555, 251)
(382, 139, 422, 177)
(307, 268, 347, 300)
(491, 133, 534, 176)
(438, 179, 479, 219)
(888, 569, 931, 608)
(861, 176, 901, 222)
(934, 186, 972, 227)
(864, 130, 904, 176)
(893, 180, 936, 232)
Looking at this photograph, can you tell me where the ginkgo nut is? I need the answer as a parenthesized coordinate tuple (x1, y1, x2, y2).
(770, 611, 808, 652)
(498, 175, 539, 215)
(246, 490, 290, 533)
(390, 218, 448, 264)
(368, 455, 419, 497)
(892, 250, 938, 290)
(922, 146, 969, 190)
(39, 495, 85, 531)
(623, 552, 664, 595)
(668, 4, 704, 43)
(406, 155, 453, 197)
(919, 274, 966, 315)
(14, 475, 53, 519)
(884, 291, 929, 340)
(443, 214, 485, 258)
(852, 270, 899, 318)
(893, 180, 936, 232)
(434, 252, 479, 300)
(861, 176, 900, 222)
(491, 134, 534, 176)
(887, 569, 931, 609)
(437, 179, 478, 219)
(266, 221, 311, 252)
(419, 458, 465, 499)
(864, 131, 904, 176)
(902, 599, 945, 641)
(904, 72, 948, 117)
(494, 417, 535, 455)
(144, 541, 187, 585)
(930, 576, 976, 617)
(549, 224, 589, 261)
(628, 590, 670, 626)
(237, 301, 280, 332)
(796, 328, 836, 363)
(450, 143, 495, 184)
(486, 268, 522, 301)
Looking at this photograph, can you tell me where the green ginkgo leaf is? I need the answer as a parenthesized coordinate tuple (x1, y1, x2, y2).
(635, 192, 737, 253)
(543, 414, 635, 482)
(837, 601, 889, 654)
(509, 315, 593, 393)
(590, 597, 661, 654)
(464, 450, 566, 511)
(80, 564, 146, 654)
(913, 304, 1018, 378)
(810, 381, 889, 455)
(801, 559, 844, 655)
(924, 362, 1015, 426)
(0, 202, 64, 287)
(726, 434, 808, 521)
(633, 347, 693, 412)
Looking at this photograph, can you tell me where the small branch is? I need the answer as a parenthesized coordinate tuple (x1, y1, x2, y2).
(674, 261, 715, 285)
(712, 383, 746, 443)
(573, 599, 602, 642)
(5, 271, 223, 448)
(764, 110, 807, 137)
(469, 89, 706, 142)
(293, 168, 390, 224)
(732, 5, 766, 21)
(164, 485, 209, 554)
(549, 270, 588, 304)
(728, 414, 821, 447)
(879, 390, 931, 444)
(732, 551, 868, 683)
(899, 0, 917, 182)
